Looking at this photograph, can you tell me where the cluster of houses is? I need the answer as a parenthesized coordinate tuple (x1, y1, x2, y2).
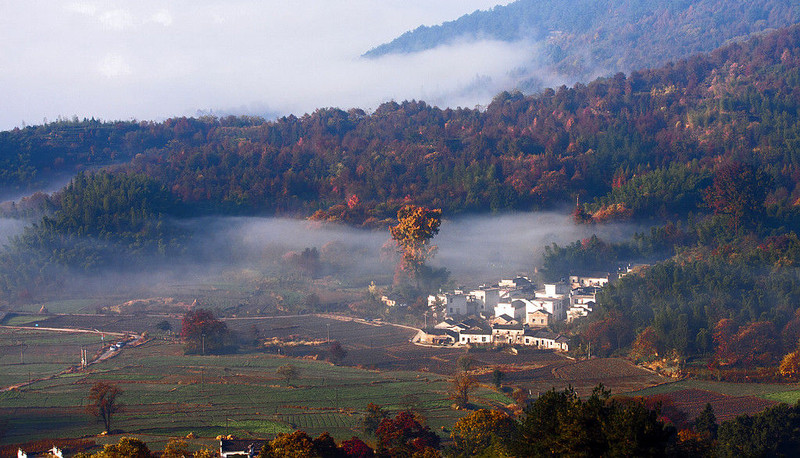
(413, 272, 622, 352)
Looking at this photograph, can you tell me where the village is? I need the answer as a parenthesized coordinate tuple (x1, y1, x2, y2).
(404, 267, 642, 352)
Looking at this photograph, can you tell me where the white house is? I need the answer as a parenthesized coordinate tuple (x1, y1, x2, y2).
(459, 327, 493, 345)
(567, 305, 592, 322)
(532, 283, 569, 321)
(569, 272, 617, 289)
(523, 330, 570, 351)
(494, 299, 527, 322)
(414, 328, 458, 345)
(571, 286, 599, 307)
(492, 323, 525, 344)
(430, 293, 474, 317)
(469, 287, 500, 314)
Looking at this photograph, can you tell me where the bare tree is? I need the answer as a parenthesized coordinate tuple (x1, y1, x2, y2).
(87, 381, 122, 433)
(449, 373, 477, 408)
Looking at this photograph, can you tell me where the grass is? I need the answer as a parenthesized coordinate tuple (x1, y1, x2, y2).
(0, 328, 105, 387)
(628, 378, 800, 400)
(0, 338, 511, 447)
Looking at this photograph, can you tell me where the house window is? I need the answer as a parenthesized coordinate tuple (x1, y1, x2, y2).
(482, 336, 487, 342)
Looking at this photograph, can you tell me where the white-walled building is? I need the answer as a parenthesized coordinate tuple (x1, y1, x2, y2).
(430, 293, 474, 317)
(523, 330, 571, 351)
(531, 283, 569, 321)
(459, 327, 493, 345)
(469, 287, 500, 315)
(492, 323, 525, 344)
(569, 272, 617, 289)
(495, 299, 527, 322)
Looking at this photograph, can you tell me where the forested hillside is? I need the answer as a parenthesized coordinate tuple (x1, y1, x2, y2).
(2, 24, 800, 227)
(365, 0, 800, 88)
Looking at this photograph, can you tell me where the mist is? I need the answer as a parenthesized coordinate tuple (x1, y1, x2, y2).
(164, 212, 639, 286)
(1, 1, 522, 131)
(0, 218, 27, 245)
(31, 212, 639, 308)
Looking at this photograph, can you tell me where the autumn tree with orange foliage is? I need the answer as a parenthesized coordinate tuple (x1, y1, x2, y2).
(451, 409, 516, 456)
(389, 204, 445, 293)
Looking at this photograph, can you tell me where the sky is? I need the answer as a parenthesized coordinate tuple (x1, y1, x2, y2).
(0, 0, 522, 130)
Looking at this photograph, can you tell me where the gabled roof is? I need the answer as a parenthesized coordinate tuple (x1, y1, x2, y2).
(493, 323, 524, 331)
(460, 326, 492, 335)
(460, 317, 483, 328)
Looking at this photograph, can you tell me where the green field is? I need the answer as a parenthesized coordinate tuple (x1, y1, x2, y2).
(0, 336, 511, 447)
(0, 328, 108, 387)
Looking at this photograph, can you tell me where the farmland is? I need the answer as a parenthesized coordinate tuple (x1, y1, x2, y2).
(0, 327, 511, 447)
(2, 311, 795, 451)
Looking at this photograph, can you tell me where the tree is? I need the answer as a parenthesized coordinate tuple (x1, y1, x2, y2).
(779, 350, 800, 379)
(87, 382, 122, 433)
(389, 204, 442, 287)
(340, 437, 374, 458)
(456, 354, 476, 373)
(262, 431, 316, 457)
(192, 448, 219, 458)
(717, 403, 800, 456)
(93, 437, 150, 458)
(375, 411, 440, 457)
(328, 341, 348, 365)
(361, 403, 389, 436)
(449, 373, 477, 408)
(277, 364, 299, 386)
(260, 431, 346, 458)
(513, 385, 673, 457)
(162, 439, 190, 458)
(491, 368, 504, 389)
(630, 326, 661, 362)
(450, 409, 516, 456)
(704, 161, 771, 233)
(180, 308, 232, 355)
(693, 403, 718, 440)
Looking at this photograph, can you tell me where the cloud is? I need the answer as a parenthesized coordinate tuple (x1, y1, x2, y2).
(97, 53, 132, 77)
(151, 9, 173, 26)
(65, 1, 98, 16)
(98, 8, 135, 30)
(1, 1, 520, 129)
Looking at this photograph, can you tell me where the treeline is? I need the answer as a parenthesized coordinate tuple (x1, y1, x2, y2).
(2, 25, 800, 225)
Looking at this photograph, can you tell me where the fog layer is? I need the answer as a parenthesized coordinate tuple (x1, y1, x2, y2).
(1, 1, 518, 130)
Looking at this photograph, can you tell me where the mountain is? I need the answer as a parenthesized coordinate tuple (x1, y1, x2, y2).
(364, 0, 800, 90)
